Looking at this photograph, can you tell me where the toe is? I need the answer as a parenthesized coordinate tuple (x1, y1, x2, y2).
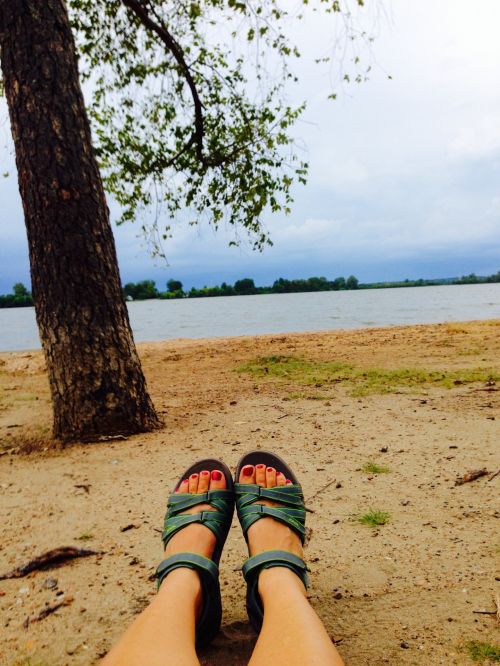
(188, 473, 199, 493)
(276, 471, 286, 486)
(255, 463, 266, 487)
(198, 470, 210, 492)
(266, 466, 277, 487)
(177, 478, 189, 493)
(286, 479, 292, 485)
(239, 464, 256, 484)
(209, 469, 227, 490)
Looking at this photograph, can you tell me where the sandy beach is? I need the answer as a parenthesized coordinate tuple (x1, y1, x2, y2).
(0, 320, 499, 665)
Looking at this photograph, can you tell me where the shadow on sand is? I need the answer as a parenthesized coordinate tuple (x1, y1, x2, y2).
(201, 621, 257, 665)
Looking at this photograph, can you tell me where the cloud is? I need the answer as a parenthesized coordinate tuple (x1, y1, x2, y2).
(448, 115, 500, 161)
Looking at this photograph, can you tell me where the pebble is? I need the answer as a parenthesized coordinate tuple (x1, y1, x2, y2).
(43, 577, 58, 590)
(400, 499, 410, 506)
(400, 641, 410, 649)
(333, 592, 343, 600)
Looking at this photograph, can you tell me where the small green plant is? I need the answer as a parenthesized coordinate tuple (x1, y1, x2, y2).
(77, 530, 94, 541)
(464, 640, 500, 663)
(356, 509, 391, 527)
(361, 461, 390, 474)
(288, 391, 332, 401)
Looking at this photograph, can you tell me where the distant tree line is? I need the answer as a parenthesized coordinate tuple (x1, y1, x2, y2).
(121, 270, 500, 300)
(0, 283, 33, 308)
(2, 270, 499, 307)
(357, 271, 500, 290)
(122, 275, 360, 300)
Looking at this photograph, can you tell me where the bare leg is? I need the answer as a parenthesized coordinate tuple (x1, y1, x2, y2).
(102, 469, 226, 666)
(239, 463, 345, 666)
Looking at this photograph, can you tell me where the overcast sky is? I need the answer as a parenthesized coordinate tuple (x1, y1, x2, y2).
(1, 0, 499, 293)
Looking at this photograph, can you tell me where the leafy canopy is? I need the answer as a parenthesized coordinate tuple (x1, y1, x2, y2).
(68, 0, 371, 251)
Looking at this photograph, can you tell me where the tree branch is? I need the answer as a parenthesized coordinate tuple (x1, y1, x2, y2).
(120, 0, 205, 164)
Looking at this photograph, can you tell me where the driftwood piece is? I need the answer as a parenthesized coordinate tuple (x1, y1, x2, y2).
(0, 547, 101, 580)
(455, 469, 489, 486)
(488, 469, 500, 483)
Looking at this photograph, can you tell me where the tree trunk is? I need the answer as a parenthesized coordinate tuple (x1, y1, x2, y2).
(0, 0, 161, 441)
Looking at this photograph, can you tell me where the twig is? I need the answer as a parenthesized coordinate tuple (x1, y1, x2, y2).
(455, 469, 489, 486)
(0, 547, 101, 580)
(473, 594, 500, 624)
(473, 610, 497, 615)
(307, 478, 336, 505)
(74, 484, 91, 493)
(95, 434, 128, 442)
(487, 469, 500, 482)
(120, 524, 140, 532)
(32, 596, 74, 622)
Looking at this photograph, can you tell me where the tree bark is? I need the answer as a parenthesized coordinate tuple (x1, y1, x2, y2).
(0, 0, 161, 441)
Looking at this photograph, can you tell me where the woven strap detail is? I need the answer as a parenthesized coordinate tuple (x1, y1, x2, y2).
(162, 488, 233, 548)
(156, 552, 219, 589)
(235, 483, 306, 542)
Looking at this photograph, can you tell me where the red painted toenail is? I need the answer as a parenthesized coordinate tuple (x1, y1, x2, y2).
(211, 470, 222, 481)
(201, 470, 210, 476)
(182, 479, 189, 484)
(256, 464, 265, 469)
(286, 480, 292, 485)
(242, 466, 253, 476)
(267, 467, 274, 472)
(190, 473, 198, 479)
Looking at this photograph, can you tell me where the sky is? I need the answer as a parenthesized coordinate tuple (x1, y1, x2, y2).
(1, 0, 500, 293)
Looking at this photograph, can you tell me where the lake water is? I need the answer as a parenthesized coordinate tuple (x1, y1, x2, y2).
(0, 283, 499, 352)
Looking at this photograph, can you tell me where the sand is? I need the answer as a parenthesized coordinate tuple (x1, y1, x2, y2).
(0, 320, 499, 665)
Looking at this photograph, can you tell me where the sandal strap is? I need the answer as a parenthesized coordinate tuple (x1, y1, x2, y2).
(242, 550, 309, 587)
(156, 552, 219, 588)
(156, 553, 221, 647)
(162, 489, 234, 548)
(243, 549, 309, 633)
(235, 483, 306, 543)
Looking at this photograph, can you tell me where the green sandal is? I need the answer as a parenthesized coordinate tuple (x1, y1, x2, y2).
(234, 451, 309, 632)
(155, 459, 234, 647)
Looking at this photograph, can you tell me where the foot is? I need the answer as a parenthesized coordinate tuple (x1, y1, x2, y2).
(158, 468, 226, 614)
(238, 463, 305, 594)
(164, 468, 226, 560)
